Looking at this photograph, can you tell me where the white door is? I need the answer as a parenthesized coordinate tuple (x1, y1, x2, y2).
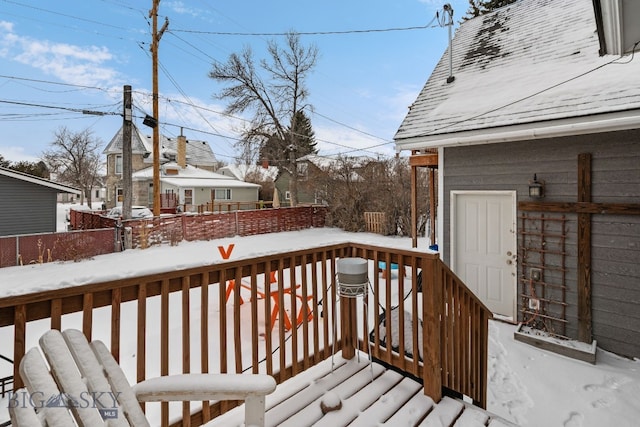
(451, 191, 517, 319)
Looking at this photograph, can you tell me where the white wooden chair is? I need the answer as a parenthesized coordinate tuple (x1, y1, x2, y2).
(8, 329, 276, 427)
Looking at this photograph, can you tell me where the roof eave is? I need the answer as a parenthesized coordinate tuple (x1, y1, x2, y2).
(394, 110, 640, 151)
(0, 167, 81, 194)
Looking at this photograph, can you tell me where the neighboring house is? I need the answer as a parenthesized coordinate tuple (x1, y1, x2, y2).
(132, 162, 261, 212)
(275, 154, 375, 205)
(217, 164, 279, 202)
(102, 124, 218, 209)
(0, 167, 80, 236)
(57, 181, 106, 205)
(394, 0, 640, 358)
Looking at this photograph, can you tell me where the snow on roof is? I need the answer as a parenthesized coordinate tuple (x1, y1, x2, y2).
(161, 177, 260, 189)
(298, 154, 376, 170)
(394, 0, 640, 148)
(217, 164, 279, 181)
(132, 163, 260, 189)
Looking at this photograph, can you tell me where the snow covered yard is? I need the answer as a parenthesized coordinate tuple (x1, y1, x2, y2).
(1, 213, 639, 425)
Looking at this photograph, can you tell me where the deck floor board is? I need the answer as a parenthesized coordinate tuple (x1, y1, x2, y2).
(203, 354, 517, 427)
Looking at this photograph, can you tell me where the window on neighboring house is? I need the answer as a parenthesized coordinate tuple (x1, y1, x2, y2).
(215, 188, 232, 200)
(116, 187, 123, 203)
(297, 162, 308, 181)
(115, 155, 123, 175)
(95, 189, 100, 199)
(285, 191, 291, 200)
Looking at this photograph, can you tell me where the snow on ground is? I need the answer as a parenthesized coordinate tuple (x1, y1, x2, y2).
(0, 205, 639, 425)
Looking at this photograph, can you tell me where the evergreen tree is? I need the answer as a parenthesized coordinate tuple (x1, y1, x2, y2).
(0, 154, 11, 168)
(258, 110, 317, 167)
(289, 110, 317, 157)
(11, 160, 49, 178)
(463, 0, 518, 19)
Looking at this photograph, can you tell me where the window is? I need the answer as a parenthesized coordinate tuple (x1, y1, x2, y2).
(116, 188, 123, 203)
(148, 183, 154, 207)
(285, 191, 291, 200)
(115, 155, 122, 175)
(297, 162, 308, 180)
(214, 188, 232, 200)
(184, 189, 193, 205)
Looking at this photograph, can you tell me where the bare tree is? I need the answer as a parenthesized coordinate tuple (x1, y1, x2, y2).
(209, 32, 318, 206)
(305, 156, 430, 236)
(43, 127, 103, 206)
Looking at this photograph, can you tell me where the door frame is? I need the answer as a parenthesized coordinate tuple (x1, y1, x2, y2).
(450, 190, 517, 319)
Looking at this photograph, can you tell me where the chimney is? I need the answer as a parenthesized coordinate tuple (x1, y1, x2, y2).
(177, 132, 187, 168)
(262, 159, 269, 169)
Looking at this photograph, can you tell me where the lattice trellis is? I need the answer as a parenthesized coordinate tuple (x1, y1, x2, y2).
(518, 213, 568, 337)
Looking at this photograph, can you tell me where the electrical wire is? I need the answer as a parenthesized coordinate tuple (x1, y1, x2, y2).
(0, 4, 433, 160)
(170, 23, 438, 37)
(0, 74, 117, 93)
(412, 55, 631, 139)
(1, 0, 133, 31)
(0, 98, 120, 116)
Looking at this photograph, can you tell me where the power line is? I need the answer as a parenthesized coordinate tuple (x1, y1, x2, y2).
(412, 56, 629, 139)
(1, 0, 133, 31)
(311, 111, 388, 142)
(0, 74, 116, 93)
(0, 98, 120, 116)
(169, 23, 438, 37)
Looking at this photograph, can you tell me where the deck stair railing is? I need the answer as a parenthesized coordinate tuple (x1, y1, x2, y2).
(0, 242, 491, 426)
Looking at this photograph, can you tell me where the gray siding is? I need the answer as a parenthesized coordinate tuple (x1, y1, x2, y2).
(0, 174, 58, 236)
(442, 129, 640, 357)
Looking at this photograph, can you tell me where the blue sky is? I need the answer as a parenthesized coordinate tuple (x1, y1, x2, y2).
(0, 0, 470, 164)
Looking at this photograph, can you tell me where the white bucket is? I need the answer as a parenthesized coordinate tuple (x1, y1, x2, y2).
(337, 258, 368, 295)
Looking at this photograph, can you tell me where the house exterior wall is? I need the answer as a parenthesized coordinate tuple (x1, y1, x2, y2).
(276, 170, 324, 205)
(0, 175, 58, 236)
(132, 180, 152, 207)
(441, 129, 640, 358)
(156, 184, 259, 212)
(214, 187, 259, 203)
(104, 153, 148, 208)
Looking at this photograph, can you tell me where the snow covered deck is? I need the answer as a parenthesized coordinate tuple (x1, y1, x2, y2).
(0, 239, 493, 426)
(207, 353, 515, 427)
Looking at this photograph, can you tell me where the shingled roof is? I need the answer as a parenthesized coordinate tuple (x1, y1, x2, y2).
(103, 124, 217, 167)
(394, 0, 640, 150)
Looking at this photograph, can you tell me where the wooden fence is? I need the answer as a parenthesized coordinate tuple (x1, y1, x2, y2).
(0, 229, 116, 268)
(0, 242, 491, 426)
(71, 206, 328, 249)
(364, 212, 386, 234)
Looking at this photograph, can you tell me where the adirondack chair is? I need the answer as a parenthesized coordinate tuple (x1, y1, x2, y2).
(8, 329, 276, 427)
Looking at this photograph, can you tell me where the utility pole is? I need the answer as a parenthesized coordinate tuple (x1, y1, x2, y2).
(122, 85, 133, 220)
(150, 0, 169, 216)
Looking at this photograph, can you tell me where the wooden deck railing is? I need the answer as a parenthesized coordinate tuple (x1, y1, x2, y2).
(0, 242, 491, 426)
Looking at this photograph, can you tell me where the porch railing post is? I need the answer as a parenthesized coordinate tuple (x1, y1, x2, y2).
(340, 296, 357, 359)
(422, 256, 442, 402)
